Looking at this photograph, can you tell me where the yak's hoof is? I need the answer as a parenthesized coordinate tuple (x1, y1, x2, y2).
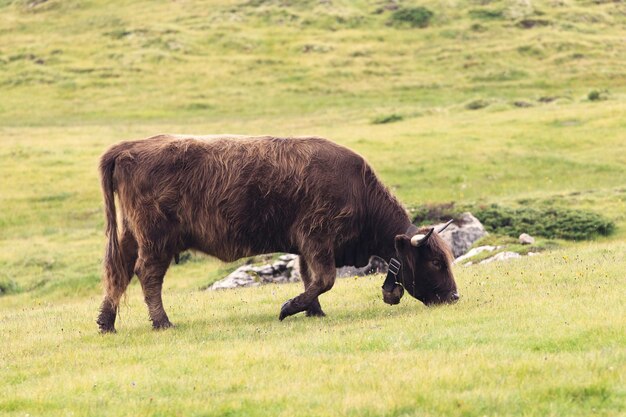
(152, 319, 174, 330)
(97, 312, 116, 334)
(98, 326, 116, 334)
(306, 308, 326, 317)
(279, 299, 297, 321)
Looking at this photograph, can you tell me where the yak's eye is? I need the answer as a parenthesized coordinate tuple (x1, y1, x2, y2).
(431, 259, 442, 270)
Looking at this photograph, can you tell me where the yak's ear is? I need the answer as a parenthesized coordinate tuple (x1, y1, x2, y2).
(394, 234, 411, 253)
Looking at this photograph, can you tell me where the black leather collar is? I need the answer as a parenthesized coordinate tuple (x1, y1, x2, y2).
(382, 224, 419, 293)
(381, 257, 401, 292)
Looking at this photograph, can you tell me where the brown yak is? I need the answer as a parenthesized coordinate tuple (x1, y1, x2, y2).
(97, 135, 458, 332)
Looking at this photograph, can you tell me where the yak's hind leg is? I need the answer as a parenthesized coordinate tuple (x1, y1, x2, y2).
(97, 227, 138, 333)
(299, 257, 326, 317)
(135, 249, 173, 330)
(279, 249, 335, 321)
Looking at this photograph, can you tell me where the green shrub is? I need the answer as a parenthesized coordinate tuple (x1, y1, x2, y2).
(470, 23, 487, 32)
(465, 99, 490, 110)
(390, 7, 434, 28)
(0, 279, 20, 296)
(588, 90, 608, 101)
(473, 205, 615, 240)
(410, 203, 615, 241)
(516, 19, 551, 29)
(469, 9, 503, 20)
(588, 90, 601, 101)
(371, 113, 403, 124)
(105, 29, 132, 40)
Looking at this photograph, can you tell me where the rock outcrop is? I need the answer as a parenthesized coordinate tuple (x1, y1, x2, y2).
(208, 254, 300, 290)
(431, 212, 487, 258)
(479, 251, 522, 264)
(519, 233, 535, 245)
(208, 255, 387, 290)
(454, 245, 502, 265)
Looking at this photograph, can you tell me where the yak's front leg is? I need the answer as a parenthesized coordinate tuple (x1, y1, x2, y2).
(279, 252, 335, 321)
(135, 251, 173, 330)
(299, 257, 326, 317)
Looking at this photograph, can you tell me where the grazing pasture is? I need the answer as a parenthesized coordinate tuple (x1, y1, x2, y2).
(0, 0, 625, 416)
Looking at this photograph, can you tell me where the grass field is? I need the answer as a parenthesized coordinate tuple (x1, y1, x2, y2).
(1, 0, 625, 416)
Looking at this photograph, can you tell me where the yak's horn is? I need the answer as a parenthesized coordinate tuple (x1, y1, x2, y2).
(437, 219, 454, 233)
(410, 228, 434, 247)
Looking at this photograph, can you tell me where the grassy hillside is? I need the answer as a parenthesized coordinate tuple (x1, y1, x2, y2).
(1, 0, 625, 125)
(0, 1, 625, 416)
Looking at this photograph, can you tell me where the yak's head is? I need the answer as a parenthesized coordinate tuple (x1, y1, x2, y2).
(382, 220, 458, 306)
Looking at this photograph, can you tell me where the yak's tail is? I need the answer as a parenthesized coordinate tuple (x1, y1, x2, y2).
(99, 146, 130, 306)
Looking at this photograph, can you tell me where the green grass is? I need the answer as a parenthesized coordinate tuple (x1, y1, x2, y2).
(1, 244, 625, 416)
(1, 0, 625, 415)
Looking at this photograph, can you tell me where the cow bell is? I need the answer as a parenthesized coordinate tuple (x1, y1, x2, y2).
(382, 284, 404, 305)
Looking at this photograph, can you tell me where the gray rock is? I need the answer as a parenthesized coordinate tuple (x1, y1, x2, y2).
(237, 264, 255, 273)
(256, 265, 274, 276)
(208, 254, 387, 290)
(454, 245, 501, 264)
(278, 254, 298, 262)
(288, 258, 301, 281)
(272, 260, 287, 272)
(208, 261, 300, 290)
(270, 274, 292, 284)
(519, 233, 535, 245)
(209, 270, 260, 290)
(337, 256, 387, 277)
(432, 212, 487, 258)
(336, 266, 369, 278)
(479, 251, 522, 264)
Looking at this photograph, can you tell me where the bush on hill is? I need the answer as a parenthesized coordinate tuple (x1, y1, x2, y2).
(389, 7, 434, 28)
(473, 205, 615, 240)
(410, 203, 615, 241)
(466, 99, 490, 110)
(588, 90, 609, 101)
(469, 9, 504, 20)
(0, 279, 20, 296)
(371, 113, 403, 124)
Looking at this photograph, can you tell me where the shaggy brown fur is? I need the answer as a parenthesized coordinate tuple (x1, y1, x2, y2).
(96, 135, 457, 332)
